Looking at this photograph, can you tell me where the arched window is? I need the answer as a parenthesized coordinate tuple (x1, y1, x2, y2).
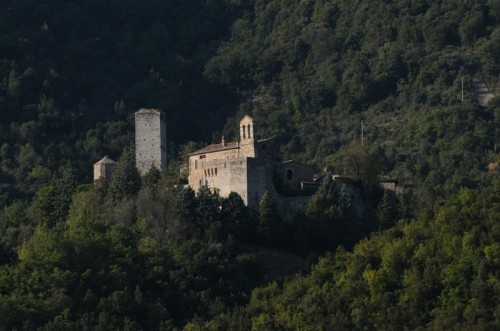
(195, 159, 198, 170)
(242, 126, 246, 139)
(286, 169, 293, 181)
(247, 124, 251, 138)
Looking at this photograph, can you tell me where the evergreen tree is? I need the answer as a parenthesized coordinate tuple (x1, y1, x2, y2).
(196, 185, 221, 230)
(220, 191, 253, 241)
(51, 164, 77, 224)
(376, 190, 399, 230)
(105, 148, 141, 206)
(175, 186, 197, 223)
(27, 164, 77, 227)
(142, 165, 161, 189)
(257, 192, 282, 245)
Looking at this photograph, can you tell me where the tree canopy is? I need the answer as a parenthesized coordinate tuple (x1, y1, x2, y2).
(0, 0, 498, 329)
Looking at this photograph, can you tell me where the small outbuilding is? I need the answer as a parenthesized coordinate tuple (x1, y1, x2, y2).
(93, 156, 117, 182)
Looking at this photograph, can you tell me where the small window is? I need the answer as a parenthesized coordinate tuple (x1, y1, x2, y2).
(286, 169, 293, 181)
(242, 126, 246, 139)
(215, 168, 218, 176)
(200, 155, 206, 159)
(195, 160, 198, 169)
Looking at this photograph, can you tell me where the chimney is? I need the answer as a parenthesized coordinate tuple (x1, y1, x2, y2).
(221, 136, 226, 146)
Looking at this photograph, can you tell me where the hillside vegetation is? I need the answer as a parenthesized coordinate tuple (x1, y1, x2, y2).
(0, 0, 499, 329)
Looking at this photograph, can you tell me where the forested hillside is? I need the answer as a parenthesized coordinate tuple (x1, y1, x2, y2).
(198, 179, 500, 330)
(0, 0, 499, 329)
(0, 0, 242, 199)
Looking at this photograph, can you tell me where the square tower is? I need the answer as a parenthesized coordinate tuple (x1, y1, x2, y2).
(135, 108, 167, 175)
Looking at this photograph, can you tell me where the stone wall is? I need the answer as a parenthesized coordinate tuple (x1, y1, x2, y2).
(281, 161, 316, 191)
(187, 156, 274, 207)
(246, 158, 274, 208)
(93, 156, 116, 182)
(93, 163, 115, 181)
(188, 148, 240, 192)
(239, 115, 256, 158)
(189, 157, 250, 204)
(135, 109, 167, 175)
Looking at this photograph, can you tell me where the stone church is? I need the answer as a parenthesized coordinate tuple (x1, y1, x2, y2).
(187, 115, 316, 207)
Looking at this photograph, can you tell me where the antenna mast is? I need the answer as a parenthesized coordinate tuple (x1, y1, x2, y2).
(461, 76, 464, 102)
(361, 120, 364, 146)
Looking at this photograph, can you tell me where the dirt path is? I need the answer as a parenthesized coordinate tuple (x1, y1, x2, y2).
(473, 79, 495, 106)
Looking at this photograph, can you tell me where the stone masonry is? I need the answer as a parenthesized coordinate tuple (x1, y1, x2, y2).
(135, 109, 167, 175)
(93, 156, 116, 182)
(188, 115, 315, 207)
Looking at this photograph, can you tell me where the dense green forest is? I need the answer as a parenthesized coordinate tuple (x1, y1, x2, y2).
(0, 0, 499, 329)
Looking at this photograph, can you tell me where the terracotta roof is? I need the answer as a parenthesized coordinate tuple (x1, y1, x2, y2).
(240, 114, 254, 122)
(95, 156, 116, 165)
(189, 142, 239, 156)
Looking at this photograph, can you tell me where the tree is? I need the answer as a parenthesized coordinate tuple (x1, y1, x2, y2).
(141, 165, 161, 189)
(26, 164, 77, 227)
(376, 190, 398, 230)
(220, 191, 254, 241)
(257, 192, 282, 245)
(196, 185, 221, 231)
(340, 140, 380, 185)
(305, 175, 354, 250)
(105, 148, 141, 206)
(176, 186, 197, 224)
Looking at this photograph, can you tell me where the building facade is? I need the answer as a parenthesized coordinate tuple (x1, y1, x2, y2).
(188, 115, 315, 207)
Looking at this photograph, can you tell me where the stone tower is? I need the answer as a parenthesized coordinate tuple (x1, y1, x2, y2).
(93, 156, 116, 182)
(239, 115, 256, 157)
(135, 108, 167, 175)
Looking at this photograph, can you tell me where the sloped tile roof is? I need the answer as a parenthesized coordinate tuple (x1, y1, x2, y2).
(95, 156, 116, 165)
(189, 142, 239, 156)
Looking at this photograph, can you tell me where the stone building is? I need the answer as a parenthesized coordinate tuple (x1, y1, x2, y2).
(93, 156, 116, 182)
(135, 108, 167, 175)
(281, 160, 316, 192)
(188, 115, 316, 207)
